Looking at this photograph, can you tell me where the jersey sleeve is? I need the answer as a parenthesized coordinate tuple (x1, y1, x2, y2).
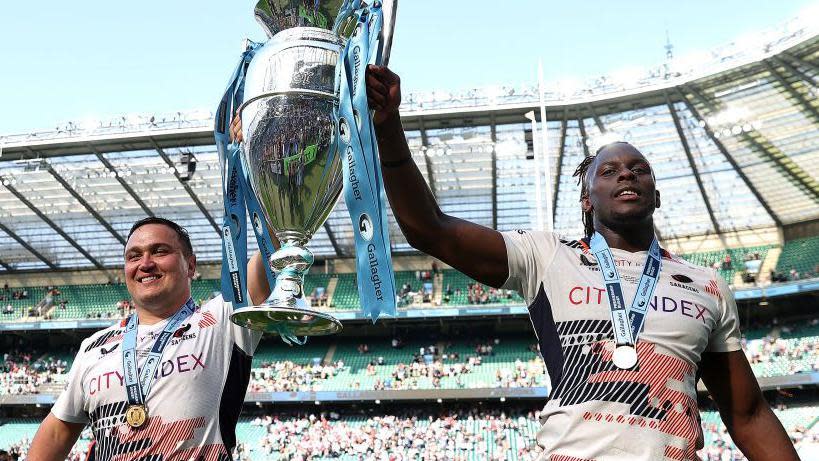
(500, 230, 560, 304)
(705, 274, 742, 353)
(215, 296, 263, 356)
(51, 338, 91, 424)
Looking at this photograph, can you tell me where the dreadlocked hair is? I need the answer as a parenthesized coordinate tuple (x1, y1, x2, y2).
(572, 155, 597, 240)
(572, 141, 635, 240)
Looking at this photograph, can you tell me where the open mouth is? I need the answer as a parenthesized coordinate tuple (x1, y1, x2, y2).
(137, 274, 162, 284)
(615, 188, 640, 199)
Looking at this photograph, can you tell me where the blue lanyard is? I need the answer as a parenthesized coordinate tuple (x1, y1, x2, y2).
(121, 299, 196, 406)
(589, 233, 662, 349)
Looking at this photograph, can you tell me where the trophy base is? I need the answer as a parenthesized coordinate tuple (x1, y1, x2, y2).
(231, 306, 342, 336)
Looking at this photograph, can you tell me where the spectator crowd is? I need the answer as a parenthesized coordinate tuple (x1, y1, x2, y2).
(2, 404, 816, 461)
(1, 349, 69, 396)
(249, 360, 344, 393)
(2, 326, 818, 397)
(244, 407, 543, 461)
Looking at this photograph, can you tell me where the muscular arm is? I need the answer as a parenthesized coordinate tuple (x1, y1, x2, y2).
(367, 66, 508, 287)
(28, 413, 85, 461)
(700, 350, 799, 460)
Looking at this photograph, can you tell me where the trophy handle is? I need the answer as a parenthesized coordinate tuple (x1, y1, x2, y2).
(380, 0, 398, 66)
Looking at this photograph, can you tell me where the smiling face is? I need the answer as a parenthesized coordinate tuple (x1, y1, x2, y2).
(581, 143, 660, 232)
(124, 223, 196, 319)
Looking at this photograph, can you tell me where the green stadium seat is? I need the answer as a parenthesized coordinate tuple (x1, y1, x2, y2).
(441, 269, 524, 306)
(678, 245, 774, 284)
(776, 236, 819, 279)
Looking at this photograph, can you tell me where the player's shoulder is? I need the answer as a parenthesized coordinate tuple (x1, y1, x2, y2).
(661, 249, 716, 279)
(79, 320, 127, 355)
(193, 294, 229, 325)
(556, 235, 591, 253)
(504, 230, 583, 249)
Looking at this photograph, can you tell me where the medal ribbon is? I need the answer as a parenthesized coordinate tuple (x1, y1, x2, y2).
(121, 298, 196, 407)
(336, 0, 397, 322)
(589, 232, 662, 348)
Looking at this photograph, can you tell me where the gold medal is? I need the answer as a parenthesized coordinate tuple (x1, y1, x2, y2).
(125, 405, 148, 428)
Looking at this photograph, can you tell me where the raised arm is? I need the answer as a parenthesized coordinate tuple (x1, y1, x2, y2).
(247, 252, 272, 306)
(28, 413, 85, 461)
(366, 65, 508, 287)
(699, 350, 800, 460)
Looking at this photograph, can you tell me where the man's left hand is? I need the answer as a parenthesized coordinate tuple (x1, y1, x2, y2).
(230, 112, 243, 143)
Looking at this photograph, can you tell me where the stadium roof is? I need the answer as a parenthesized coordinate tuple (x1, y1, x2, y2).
(0, 18, 817, 274)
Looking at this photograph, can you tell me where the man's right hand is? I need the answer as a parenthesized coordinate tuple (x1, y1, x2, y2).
(366, 65, 401, 126)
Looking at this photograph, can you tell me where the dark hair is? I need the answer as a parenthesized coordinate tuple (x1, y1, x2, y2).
(572, 141, 636, 240)
(127, 217, 194, 257)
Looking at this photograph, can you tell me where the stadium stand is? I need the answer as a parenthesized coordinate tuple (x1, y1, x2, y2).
(746, 338, 819, 377)
(2, 246, 818, 324)
(253, 342, 329, 368)
(441, 269, 524, 306)
(678, 245, 773, 284)
(328, 273, 358, 310)
(744, 320, 819, 377)
(4, 322, 818, 397)
(0, 286, 47, 320)
(234, 407, 545, 460)
(0, 418, 40, 460)
(776, 236, 819, 280)
(700, 405, 819, 460)
(51, 284, 130, 320)
(3, 404, 817, 460)
(250, 341, 337, 392)
(304, 272, 332, 307)
(442, 338, 545, 389)
(1, 349, 71, 396)
(250, 337, 546, 392)
(191, 278, 221, 305)
(0, 421, 92, 461)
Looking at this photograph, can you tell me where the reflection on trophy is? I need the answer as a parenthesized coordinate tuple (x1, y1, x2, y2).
(231, 0, 397, 336)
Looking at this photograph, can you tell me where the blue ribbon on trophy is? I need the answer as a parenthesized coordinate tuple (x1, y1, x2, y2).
(215, 44, 254, 309)
(336, 1, 397, 321)
(214, 0, 399, 342)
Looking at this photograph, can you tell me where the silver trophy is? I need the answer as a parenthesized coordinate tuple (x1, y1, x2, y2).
(232, 0, 397, 335)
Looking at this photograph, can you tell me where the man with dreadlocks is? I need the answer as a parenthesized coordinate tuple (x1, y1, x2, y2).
(364, 65, 798, 460)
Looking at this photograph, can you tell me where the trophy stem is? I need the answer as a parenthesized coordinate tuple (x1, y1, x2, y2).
(266, 237, 313, 309)
(230, 237, 342, 336)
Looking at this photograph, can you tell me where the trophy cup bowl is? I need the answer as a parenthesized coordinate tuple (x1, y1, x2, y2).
(231, 1, 396, 336)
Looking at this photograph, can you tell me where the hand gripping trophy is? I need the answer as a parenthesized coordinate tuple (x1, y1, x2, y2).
(214, 0, 398, 343)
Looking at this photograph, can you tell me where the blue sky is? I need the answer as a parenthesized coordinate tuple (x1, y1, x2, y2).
(0, 1, 815, 134)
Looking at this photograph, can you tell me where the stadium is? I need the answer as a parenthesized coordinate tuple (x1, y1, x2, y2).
(0, 6, 818, 461)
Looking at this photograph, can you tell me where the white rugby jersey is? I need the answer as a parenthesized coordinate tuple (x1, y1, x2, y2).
(52, 296, 262, 461)
(501, 230, 741, 461)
